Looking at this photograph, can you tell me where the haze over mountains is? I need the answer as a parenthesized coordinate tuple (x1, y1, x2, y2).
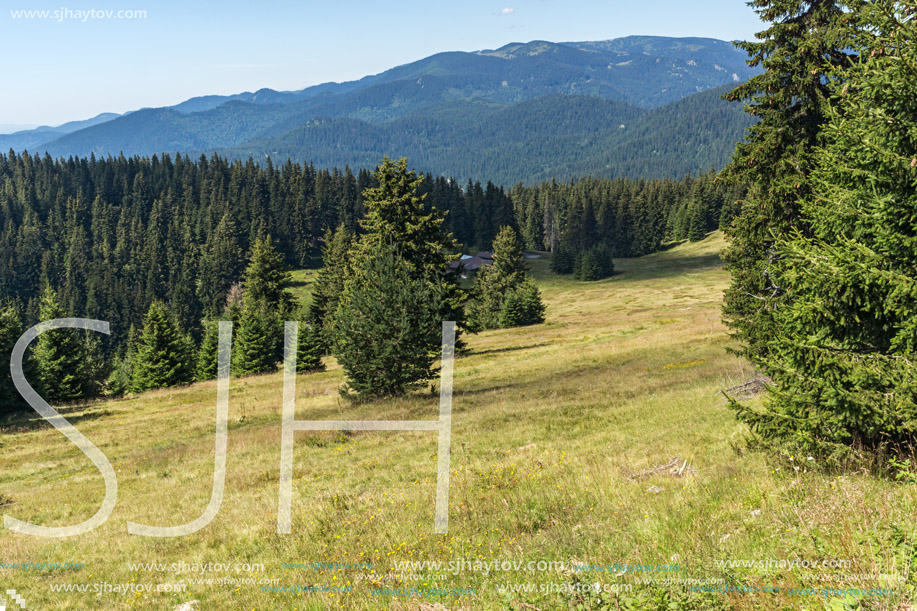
(1, 36, 758, 184)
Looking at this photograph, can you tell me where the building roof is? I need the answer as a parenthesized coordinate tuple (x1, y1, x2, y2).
(461, 254, 493, 271)
(448, 252, 494, 272)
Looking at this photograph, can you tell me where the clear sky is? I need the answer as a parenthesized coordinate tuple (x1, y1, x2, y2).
(1, 0, 763, 127)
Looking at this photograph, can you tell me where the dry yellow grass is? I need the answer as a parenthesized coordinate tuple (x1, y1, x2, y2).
(1, 232, 915, 610)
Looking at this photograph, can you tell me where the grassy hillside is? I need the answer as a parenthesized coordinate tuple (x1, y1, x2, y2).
(1, 234, 914, 610)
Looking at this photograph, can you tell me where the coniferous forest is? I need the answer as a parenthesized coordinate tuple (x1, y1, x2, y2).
(7, 3, 917, 609)
(0, 151, 738, 410)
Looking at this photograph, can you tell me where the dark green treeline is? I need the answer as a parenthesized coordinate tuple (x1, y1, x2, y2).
(0, 151, 739, 402)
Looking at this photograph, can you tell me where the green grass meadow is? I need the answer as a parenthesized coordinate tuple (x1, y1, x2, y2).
(1, 233, 915, 610)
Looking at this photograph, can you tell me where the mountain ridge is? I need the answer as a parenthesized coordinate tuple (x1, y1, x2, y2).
(5, 35, 756, 184)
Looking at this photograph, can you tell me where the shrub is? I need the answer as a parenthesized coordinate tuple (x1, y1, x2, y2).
(574, 245, 614, 281)
(499, 279, 547, 327)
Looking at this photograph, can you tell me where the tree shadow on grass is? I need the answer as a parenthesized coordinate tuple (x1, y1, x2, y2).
(463, 343, 549, 357)
(619, 252, 724, 281)
(1, 404, 111, 433)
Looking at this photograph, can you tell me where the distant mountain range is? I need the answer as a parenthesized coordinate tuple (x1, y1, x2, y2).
(2, 36, 758, 183)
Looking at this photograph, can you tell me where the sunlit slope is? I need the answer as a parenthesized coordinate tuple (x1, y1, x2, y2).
(2, 232, 913, 610)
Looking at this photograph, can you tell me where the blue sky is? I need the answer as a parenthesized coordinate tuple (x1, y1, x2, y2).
(0, 0, 763, 127)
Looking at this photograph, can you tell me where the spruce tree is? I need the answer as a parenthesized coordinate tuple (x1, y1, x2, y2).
(296, 320, 325, 373)
(468, 226, 546, 330)
(0, 301, 23, 413)
(31, 286, 85, 403)
(233, 298, 280, 376)
(244, 234, 294, 316)
(686, 181, 714, 242)
(196, 318, 221, 382)
(488, 225, 526, 287)
(721, 0, 863, 362)
(81, 331, 106, 398)
(550, 243, 575, 275)
(356, 157, 466, 346)
(309, 224, 354, 349)
(131, 302, 194, 393)
(732, 1, 917, 461)
(106, 326, 137, 397)
(333, 245, 442, 398)
(465, 263, 504, 331)
(573, 245, 614, 281)
(198, 213, 245, 316)
(573, 250, 598, 281)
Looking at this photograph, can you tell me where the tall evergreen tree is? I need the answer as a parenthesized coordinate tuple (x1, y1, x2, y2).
(573, 245, 614, 281)
(0, 301, 23, 413)
(500, 279, 547, 328)
(198, 212, 244, 315)
(549, 242, 576, 275)
(488, 225, 527, 287)
(296, 320, 325, 373)
(130, 302, 194, 393)
(309, 224, 354, 349)
(31, 286, 85, 403)
(467, 226, 545, 330)
(358, 157, 457, 276)
(356, 157, 466, 346)
(333, 244, 442, 398)
(106, 325, 138, 397)
(196, 318, 221, 382)
(233, 298, 280, 376)
(243, 234, 294, 316)
(721, 0, 863, 362)
(731, 1, 917, 461)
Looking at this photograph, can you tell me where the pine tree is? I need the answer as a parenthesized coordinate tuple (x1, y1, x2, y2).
(489, 225, 526, 287)
(721, 0, 863, 362)
(356, 157, 466, 348)
(106, 326, 137, 397)
(243, 234, 294, 316)
(131, 302, 194, 393)
(309, 224, 353, 349)
(687, 180, 714, 242)
(198, 213, 244, 315)
(233, 298, 280, 376)
(731, 1, 917, 461)
(573, 245, 614, 281)
(0, 301, 23, 413)
(359, 158, 457, 274)
(31, 286, 85, 403)
(131, 301, 194, 393)
(465, 263, 504, 332)
(467, 226, 544, 330)
(573, 250, 597, 281)
(333, 244, 442, 398)
(196, 318, 221, 381)
(81, 331, 106, 398)
(296, 320, 325, 373)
